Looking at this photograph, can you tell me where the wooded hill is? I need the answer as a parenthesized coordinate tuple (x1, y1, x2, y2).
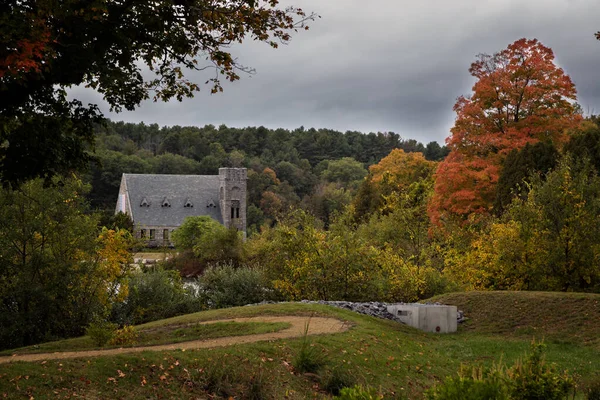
(86, 120, 448, 232)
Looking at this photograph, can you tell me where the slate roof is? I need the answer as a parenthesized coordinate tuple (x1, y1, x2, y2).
(123, 174, 222, 227)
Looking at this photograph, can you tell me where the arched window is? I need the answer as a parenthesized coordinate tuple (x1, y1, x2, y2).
(231, 200, 240, 219)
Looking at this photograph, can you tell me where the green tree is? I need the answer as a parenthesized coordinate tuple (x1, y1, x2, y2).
(424, 141, 450, 161)
(149, 152, 201, 174)
(0, 1, 315, 186)
(359, 179, 435, 267)
(320, 157, 367, 188)
(564, 119, 600, 173)
(456, 157, 600, 292)
(171, 216, 224, 251)
(171, 216, 244, 273)
(494, 141, 559, 214)
(0, 178, 132, 349)
(302, 183, 353, 228)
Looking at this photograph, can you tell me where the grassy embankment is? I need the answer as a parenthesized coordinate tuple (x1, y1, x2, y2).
(0, 291, 598, 399)
(0, 321, 290, 356)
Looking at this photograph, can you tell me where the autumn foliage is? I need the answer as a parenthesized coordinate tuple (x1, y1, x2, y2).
(429, 38, 581, 224)
(354, 149, 435, 218)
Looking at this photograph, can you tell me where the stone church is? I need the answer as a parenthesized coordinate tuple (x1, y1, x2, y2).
(115, 168, 247, 246)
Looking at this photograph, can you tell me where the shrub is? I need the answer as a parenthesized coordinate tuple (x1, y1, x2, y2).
(111, 267, 203, 325)
(163, 250, 206, 277)
(426, 342, 576, 400)
(86, 321, 118, 347)
(334, 385, 382, 400)
(195, 263, 273, 309)
(109, 325, 138, 346)
(506, 342, 575, 400)
(425, 365, 508, 400)
(322, 366, 356, 396)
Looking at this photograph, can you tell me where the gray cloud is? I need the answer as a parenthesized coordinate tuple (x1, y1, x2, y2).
(70, 0, 600, 144)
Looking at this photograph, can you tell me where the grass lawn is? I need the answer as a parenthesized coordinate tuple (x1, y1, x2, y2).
(0, 320, 290, 356)
(0, 292, 598, 399)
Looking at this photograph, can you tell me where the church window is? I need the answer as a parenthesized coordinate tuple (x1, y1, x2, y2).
(140, 197, 150, 207)
(207, 199, 215, 208)
(161, 197, 171, 207)
(163, 229, 169, 241)
(231, 200, 240, 219)
(150, 229, 155, 240)
(140, 229, 146, 238)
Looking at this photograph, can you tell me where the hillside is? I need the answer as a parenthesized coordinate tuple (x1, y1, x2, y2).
(0, 294, 598, 399)
(432, 291, 600, 349)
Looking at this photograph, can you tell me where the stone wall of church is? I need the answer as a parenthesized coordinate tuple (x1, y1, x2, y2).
(134, 225, 178, 247)
(219, 168, 247, 236)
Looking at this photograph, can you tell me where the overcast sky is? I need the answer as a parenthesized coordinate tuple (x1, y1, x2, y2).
(70, 0, 600, 145)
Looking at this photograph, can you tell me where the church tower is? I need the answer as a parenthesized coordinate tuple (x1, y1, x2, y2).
(219, 168, 247, 236)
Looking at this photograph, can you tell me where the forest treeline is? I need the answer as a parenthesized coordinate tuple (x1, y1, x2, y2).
(87, 121, 449, 232)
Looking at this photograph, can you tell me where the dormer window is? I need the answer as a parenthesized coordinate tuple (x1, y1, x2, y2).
(207, 199, 215, 208)
(140, 197, 150, 207)
(161, 197, 171, 207)
(184, 198, 193, 208)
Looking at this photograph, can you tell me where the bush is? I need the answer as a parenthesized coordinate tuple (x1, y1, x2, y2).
(426, 342, 576, 400)
(195, 263, 273, 309)
(111, 267, 203, 325)
(334, 385, 382, 400)
(86, 321, 118, 347)
(322, 366, 356, 396)
(506, 342, 575, 400)
(425, 366, 508, 400)
(109, 325, 138, 346)
(163, 250, 206, 277)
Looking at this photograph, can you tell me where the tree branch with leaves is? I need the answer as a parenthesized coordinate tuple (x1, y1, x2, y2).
(0, 0, 317, 186)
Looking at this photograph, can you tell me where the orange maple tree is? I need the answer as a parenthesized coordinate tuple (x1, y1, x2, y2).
(429, 38, 581, 224)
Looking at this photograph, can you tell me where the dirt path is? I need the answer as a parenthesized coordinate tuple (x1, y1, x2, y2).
(0, 316, 349, 364)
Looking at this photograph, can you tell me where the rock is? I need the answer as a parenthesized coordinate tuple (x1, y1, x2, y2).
(245, 299, 466, 325)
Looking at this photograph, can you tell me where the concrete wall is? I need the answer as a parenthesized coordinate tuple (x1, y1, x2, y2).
(387, 304, 457, 333)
